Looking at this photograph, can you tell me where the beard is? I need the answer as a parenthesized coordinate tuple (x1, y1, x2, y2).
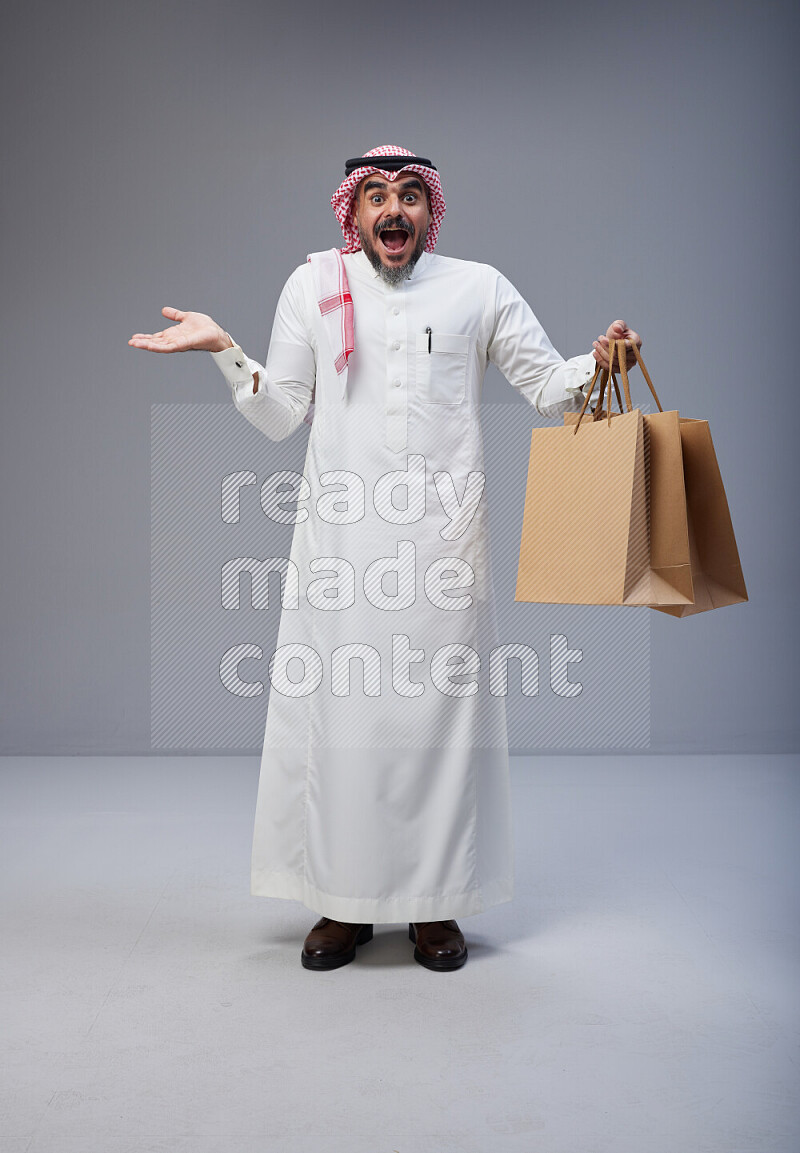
(358, 216, 428, 287)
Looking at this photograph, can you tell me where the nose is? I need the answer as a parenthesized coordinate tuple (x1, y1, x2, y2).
(381, 189, 407, 218)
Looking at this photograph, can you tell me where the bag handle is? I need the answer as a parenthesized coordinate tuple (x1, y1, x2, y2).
(615, 338, 664, 414)
(573, 362, 601, 433)
(573, 358, 624, 434)
(605, 359, 624, 421)
(573, 337, 663, 434)
(615, 340, 634, 413)
(597, 364, 624, 426)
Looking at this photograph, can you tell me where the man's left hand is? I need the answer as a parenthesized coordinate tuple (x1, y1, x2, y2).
(592, 320, 642, 370)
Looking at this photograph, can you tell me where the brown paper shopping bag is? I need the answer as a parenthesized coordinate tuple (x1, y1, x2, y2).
(602, 341, 747, 616)
(563, 343, 696, 606)
(515, 341, 694, 607)
(652, 417, 748, 617)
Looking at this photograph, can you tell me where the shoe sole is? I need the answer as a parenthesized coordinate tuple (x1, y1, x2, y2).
(300, 923, 373, 971)
(408, 923, 468, 971)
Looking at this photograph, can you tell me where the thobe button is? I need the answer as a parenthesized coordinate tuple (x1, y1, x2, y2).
(392, 307, 399, 316)
(392, 341, 401, 351)
(392, 378, 402, 388)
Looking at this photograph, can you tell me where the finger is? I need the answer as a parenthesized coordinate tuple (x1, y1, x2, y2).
(162, 306, 186, 321)
(592, 341, 609, 367)
(128, 332, 181, 351)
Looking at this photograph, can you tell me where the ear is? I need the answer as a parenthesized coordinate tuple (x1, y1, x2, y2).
(351, 181, 365, 229)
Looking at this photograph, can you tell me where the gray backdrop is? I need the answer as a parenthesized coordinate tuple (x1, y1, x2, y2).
(1, 0, 797, 754)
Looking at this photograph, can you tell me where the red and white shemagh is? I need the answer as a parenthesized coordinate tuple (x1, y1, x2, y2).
(305, 246, 355, 409)
(306, 247, 354, 375)
(330, 144, 446, 255)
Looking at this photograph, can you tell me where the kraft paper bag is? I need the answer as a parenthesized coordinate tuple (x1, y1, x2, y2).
(652, 418, 748, 617)
(563, 406, 695, 606)
(602, 341, 747, 615)
(515, 341, 694, 607)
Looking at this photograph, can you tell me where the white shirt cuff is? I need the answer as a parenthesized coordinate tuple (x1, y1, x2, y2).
(563, 352, 600, 400)
(209, 341, 256, 390)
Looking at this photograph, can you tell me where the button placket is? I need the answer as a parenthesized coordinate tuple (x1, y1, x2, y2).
(384, 286, 408, 453)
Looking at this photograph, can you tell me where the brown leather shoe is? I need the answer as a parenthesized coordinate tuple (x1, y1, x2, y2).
(408, 920, 468, 971)
(301, 917, 374, 970)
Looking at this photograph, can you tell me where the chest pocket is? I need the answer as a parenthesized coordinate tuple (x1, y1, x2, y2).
(416, 331, 470, 404)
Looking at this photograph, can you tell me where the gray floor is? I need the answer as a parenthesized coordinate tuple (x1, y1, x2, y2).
(1, 754, 798, 1153)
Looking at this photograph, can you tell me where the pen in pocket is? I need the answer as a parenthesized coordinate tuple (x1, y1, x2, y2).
(425, 326, 432, 353)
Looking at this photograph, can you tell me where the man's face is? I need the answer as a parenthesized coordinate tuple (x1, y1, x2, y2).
(353, 170, 431, 285)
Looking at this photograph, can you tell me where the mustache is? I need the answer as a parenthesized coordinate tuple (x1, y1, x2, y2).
(374, 216, 414, 238)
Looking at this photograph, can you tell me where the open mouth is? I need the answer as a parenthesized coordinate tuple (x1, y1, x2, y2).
(378, 228, 411, 256)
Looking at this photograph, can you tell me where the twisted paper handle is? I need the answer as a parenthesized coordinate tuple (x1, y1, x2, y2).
(572, 338, 663, 434)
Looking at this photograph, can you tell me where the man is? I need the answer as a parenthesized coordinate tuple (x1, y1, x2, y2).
(129, 145, 641, 973)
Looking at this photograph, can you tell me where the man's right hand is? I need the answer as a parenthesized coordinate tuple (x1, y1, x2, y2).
(128, 307, 233, 354)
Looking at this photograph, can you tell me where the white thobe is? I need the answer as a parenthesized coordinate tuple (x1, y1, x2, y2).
(212, 248, 596, 923)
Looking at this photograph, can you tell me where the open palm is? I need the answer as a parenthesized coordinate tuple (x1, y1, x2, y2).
(128, 307, 230, 354)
